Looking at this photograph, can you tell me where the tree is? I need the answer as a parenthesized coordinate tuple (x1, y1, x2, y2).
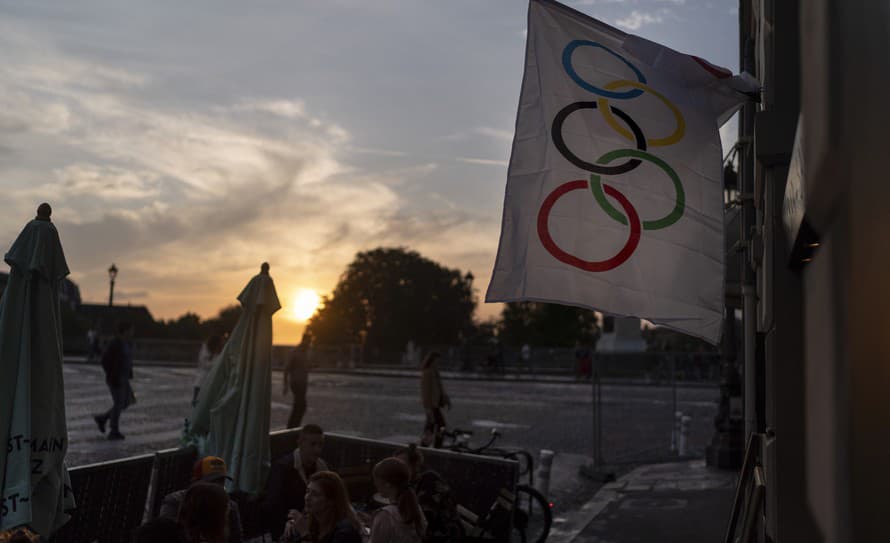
(498, 302, 599, 347)
(159, 312, 203, 340)
(202, 304, 242, 337)
(304, 247, 476, 352)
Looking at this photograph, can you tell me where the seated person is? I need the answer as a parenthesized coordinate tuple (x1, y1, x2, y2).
(368, 458, 427, 543)
(0, 527, 40, 543)
(134, 517, 184, 543)
(158, 456, 242, 542)
(282, 471, 362, 543)
(264, 424, 329, 540)
(394, 444, 462, 542)
(178, 482, 231, 543)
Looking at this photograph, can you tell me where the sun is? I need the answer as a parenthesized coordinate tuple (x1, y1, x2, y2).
(292, 289, 320, 322)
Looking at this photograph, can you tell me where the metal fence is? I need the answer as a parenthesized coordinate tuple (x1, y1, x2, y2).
(63, 336, 720, 384)
(50, 430, 518, 543)
(305, 345, 720, 379)
(589, 354, 721, 467)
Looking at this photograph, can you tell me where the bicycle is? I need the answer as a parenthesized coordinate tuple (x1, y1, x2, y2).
(442, 428, 551, 543)
(442, 428, 535, 486)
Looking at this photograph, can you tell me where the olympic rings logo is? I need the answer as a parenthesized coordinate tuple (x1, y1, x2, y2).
(537, 40, 687, 272)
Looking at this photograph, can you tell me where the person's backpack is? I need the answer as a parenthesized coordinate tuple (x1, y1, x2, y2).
(415, 470, 463, 543)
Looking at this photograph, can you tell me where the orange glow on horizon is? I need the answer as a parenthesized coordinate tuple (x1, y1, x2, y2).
(291, 288, 320, 322)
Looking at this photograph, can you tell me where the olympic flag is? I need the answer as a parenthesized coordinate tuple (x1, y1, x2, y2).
(486, 0, 757, 343)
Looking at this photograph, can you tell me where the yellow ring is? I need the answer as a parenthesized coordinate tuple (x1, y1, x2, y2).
(596, 80, 686, 147)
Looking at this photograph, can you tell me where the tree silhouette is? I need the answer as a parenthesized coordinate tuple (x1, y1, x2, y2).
(305, 247, 476, 352)
(498, 301, 599, 347)
(202, 304, 242, 337)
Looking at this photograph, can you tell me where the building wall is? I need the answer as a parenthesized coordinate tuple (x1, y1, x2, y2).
(748, 0, 890, 540)
(798, 1, 890, 540)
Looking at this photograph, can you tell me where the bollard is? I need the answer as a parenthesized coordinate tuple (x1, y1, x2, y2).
(536, 449, 555, 500)
(671, 411, 683, 452)
(679, 415, 692, 456)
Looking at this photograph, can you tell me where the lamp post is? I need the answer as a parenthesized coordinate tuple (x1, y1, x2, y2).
(108, 263, 118, 306)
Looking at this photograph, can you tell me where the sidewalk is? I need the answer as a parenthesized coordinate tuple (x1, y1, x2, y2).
(551, 459, 737, 542)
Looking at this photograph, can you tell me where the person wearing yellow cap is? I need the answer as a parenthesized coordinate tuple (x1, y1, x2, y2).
(158, 456, 243, 542)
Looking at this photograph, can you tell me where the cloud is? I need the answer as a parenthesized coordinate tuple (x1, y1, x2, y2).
(443, 126, 514, 143)
(47, 164, 162, 200)
(456, 157, 508, 167)
(615, 10, 665, 30)
(231, 98, 307, 119)
(474, 127, 514, 141)
(0, 17, 409, 326)
(347, 146, 408, 158)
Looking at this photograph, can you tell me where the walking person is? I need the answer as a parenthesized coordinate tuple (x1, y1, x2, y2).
(574, 341, 592, 381)
(283, 340, 309, 429)
(521, 343, 532, 373)
(86, 325, 101, 363)
(420, 352, 450, 448)
(193, 335, 224, 407)
(93, 321, 135, 440)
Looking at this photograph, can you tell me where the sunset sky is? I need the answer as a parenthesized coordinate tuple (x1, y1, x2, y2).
(0, 0, 739, 344)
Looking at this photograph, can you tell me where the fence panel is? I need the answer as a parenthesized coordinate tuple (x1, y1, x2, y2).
(268, 429, 517, 540)
(594, 353, 721, 465)
(52, 454, 155, 543)
(144, 446, 198, 520)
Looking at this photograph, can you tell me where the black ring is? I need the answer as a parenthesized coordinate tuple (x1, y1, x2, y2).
(551, 101, 647, 175)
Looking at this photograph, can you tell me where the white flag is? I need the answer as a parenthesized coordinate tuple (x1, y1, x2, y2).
(486, 0, 756, 343)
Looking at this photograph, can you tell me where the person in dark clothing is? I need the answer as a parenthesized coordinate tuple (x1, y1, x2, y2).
(158, 456, 242, 543)
(281, 471, 361, 543)
(264, 424, 329, 540)
(420, 353, 450, 448)
(134, 518, 184, 543)
(93, 321, 135, 440)
(86, 325, 101, 364)
(178, 482, 230, 543)
(283, 341, 310, 429)
(574, 342, 592, 380)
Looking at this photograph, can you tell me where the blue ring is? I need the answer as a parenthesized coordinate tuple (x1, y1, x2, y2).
(562, 40, 646, 99)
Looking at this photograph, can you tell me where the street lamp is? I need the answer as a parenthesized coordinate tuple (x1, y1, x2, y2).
(108, 263, 118, 306)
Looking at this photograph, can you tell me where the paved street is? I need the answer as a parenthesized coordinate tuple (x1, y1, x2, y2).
(64, 363, 719, 468)
(571, 460, 736, 543)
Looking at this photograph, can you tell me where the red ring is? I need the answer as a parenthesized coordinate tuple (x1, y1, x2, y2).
(537, 180, 641, 272)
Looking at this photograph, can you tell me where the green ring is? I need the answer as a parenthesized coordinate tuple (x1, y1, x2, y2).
(589, 149, 685, 230)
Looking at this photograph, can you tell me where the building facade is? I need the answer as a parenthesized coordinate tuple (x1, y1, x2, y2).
(741, 0, 889, 540)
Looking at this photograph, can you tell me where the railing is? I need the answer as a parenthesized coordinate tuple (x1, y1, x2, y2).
(51, 431, 518, 543)
(63, 337, 721, 383)
(723, 433, 766, 543)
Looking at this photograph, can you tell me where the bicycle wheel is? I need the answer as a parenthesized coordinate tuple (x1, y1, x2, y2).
(512, 484, 552, 543)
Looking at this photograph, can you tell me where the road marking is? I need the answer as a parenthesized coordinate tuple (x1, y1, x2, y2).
(471, 419, 531, 430)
